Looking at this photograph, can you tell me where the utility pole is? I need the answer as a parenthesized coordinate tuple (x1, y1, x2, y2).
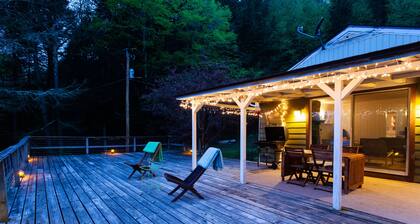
(125, 48, 130, 152)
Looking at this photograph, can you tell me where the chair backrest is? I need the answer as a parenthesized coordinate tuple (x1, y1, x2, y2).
(284, 147, 306, 166)
(197, 147, 221, 169)
(312, 148, 333, 168)
(310, 144, 330, 151)
(143, 142, 161, 154)
(343, 146, 359, 154)
(185, 165, 206, 185)
(137, 142, 162, 165)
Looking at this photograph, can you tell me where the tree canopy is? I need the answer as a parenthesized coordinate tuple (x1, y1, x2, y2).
(0, 0, 419, 146)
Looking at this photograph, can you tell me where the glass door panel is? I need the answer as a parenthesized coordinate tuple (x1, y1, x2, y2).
(353, 89, 408, 174)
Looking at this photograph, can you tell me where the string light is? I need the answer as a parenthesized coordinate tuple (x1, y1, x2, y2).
(180, 102, 260, 117)
(263, 100, 288, 125)
(179, 58, 420, 110)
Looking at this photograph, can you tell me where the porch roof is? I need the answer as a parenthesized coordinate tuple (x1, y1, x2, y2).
(177, 37, 420, 104)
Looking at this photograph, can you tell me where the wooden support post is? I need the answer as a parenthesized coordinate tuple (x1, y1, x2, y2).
(0, 163, 8, 222)
(167, 136, 171, 150)
(317, 77, 364, 210)
(233, 95, 255, 184)
(85, 137, 89, 155)
(191, 102, 203, 170)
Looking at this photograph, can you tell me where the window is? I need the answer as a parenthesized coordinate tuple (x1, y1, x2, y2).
(311, 97, 352, 146)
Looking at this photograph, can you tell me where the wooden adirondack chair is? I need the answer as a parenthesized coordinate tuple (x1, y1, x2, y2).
(164, 166, 206, 202)
(164, 147, 223, 202)
(126, 142, 162, 178)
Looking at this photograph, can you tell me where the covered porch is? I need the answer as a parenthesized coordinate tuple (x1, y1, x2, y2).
(245, 160, 420, 223)
(178, 42, 420, 211)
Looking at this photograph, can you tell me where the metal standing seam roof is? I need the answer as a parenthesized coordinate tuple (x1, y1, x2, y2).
(289, 26, 420, 70)
(177, 26, 420, 100)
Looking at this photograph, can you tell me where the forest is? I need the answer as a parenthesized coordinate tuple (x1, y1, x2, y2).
(0, 0, 419, 148)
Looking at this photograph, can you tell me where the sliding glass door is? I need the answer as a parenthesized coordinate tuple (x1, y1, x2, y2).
(310, 88, 410, 175)
(353, 89, 409, 175)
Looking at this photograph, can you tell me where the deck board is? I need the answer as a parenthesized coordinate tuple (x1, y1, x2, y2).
(4, 152, 402, 224)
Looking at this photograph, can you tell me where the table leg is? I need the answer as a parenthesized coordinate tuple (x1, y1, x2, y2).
(344, 158, 350, 194)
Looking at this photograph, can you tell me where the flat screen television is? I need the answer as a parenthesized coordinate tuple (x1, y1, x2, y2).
(265, 127, 285, 141)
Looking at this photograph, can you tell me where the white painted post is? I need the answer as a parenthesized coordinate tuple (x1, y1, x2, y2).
(332, 79, 343, 210)
(318, 77, 364, 210)
(239, 106, 247, 184)
(233, 95, 254, 184)
(191, 102, 203, 170)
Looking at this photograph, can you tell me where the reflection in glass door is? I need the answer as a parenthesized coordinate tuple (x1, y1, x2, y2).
(310, 89, 409, 176)
(353, 89, 408, 175)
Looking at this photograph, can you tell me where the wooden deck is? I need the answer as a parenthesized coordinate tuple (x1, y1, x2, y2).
(5, 151, 401, 224)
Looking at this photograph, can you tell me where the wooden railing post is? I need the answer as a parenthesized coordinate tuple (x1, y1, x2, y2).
(133, 137, 136, 152)
(13, 151, 20, 187)
(24, 138, 30, 164)
(85, 137, 89, 154)
(0, 162, 9, 222)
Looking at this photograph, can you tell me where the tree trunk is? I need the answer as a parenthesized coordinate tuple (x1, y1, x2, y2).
(46, 38, 59, 89)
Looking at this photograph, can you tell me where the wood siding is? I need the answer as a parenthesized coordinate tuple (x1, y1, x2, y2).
(415, 84, 420, 182)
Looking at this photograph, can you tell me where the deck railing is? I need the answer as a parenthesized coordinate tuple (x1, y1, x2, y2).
(0, 136, 30, 222)
(30, 135, 182, 155)
(0, 135, 183, 222)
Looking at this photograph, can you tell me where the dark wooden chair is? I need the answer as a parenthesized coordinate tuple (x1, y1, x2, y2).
(165, 147, 223, 202)
(284, 147, 312, 187)
(164, 166, 206, 202)
(343, 146, 359, 154)
(311, 149, 335, 191)
(125, 142, 162, 178)
(310, 144, 330, 151)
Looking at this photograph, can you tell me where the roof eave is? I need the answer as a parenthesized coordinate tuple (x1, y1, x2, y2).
(177, 41, 420, 100)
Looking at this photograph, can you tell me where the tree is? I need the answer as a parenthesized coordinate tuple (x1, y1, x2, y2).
(59, 0, 239, 136)
(327, 0, 353, 37)
(142, 66, 236, 152)
(232, 0, 328, 73)
(387, 0, 420, 26)
(0, 0, 81, 144)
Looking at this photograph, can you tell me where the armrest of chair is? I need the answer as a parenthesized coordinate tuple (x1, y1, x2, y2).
(164, 173, 183, 184)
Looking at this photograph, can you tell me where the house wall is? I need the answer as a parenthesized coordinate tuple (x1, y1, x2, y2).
(260, 98, 309, 148)
(258, 85, 420, 182)
(414, 83, 420, 182)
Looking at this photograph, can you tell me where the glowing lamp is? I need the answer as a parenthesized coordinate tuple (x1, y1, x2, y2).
(18, 170, 25, 179)
(294, 110, 306, 121)
(110, 149, 115, 154)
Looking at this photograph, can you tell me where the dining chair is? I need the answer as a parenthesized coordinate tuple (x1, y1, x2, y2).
(284, 147, 312, 187)
(311, 149, 334, 191)
(310, 144, 330, 151)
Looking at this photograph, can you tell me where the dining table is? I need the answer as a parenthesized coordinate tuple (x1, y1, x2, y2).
(281, 150, 365, 194)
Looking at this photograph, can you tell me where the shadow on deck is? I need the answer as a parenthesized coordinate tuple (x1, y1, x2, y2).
(6, 152, 402, 224)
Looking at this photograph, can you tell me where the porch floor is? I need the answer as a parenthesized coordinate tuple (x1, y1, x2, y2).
(6, 152, 402, 224)
(247, 162, 420, 224)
